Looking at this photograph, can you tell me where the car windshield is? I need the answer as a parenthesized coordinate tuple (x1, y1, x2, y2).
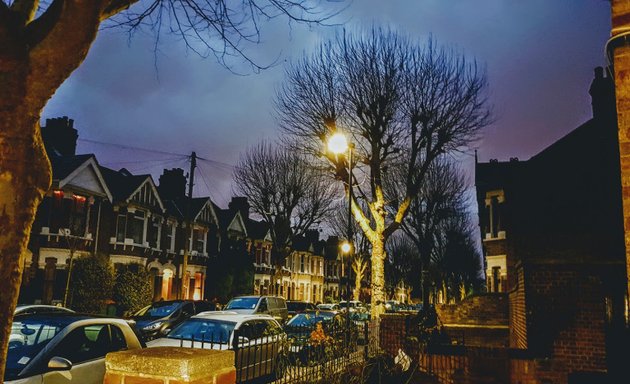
(167, 319, 235, 344)
(6, 316, 74, 381)
(286, 312, 334, 327)
(134, 302, 181, 318)
(224, 297, 259, 310)
(287, 302, 308, 311)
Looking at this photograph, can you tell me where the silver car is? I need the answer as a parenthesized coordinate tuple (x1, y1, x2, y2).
(6, 314, 143, 384)
(148, 311, 287, 382)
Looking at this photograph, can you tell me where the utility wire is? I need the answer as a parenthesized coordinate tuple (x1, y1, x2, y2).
(79, 137, 236, 170)
(79, 138, 186, 157)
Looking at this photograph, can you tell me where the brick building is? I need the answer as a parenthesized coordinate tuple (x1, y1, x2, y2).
(476, 68, 628, 381)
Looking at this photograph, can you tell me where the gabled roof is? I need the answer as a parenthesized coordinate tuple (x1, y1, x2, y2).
(50, 154, 113, 202)
(100, 167, 165, 212)
(247, 219, 271, 240)
(166, 197, 219, 226)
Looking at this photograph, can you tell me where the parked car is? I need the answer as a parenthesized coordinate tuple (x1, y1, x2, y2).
(283, 310, 358, 364)
(131, 300, 208, 340)
(339, 300, 364, 312)
(6, 313, 143, 384)
(223, 296, 288, 324)
(14, 305, 74, 316)
(286, 301, 317, 320)
(147, 312, 287, 381)
(316, 303, 339, 311)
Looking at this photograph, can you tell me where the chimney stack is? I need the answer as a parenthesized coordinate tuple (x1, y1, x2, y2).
(589, 66, 616, 121)
(41, 116, 78, 157)
(158, 168, 187, 200)
(229, 197, 250, 220)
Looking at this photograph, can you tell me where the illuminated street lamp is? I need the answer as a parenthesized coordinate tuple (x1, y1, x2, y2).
(328, 131, 354, 352)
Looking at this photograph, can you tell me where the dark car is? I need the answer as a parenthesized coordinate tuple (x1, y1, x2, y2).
(283, 310, 357, 364)
(286, 301, 317, 320)
(131, 300, 213, 340)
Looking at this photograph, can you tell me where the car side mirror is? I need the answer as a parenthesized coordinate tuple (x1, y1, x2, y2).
(48, 357, 72, 371)
(163, 328, 172, 335)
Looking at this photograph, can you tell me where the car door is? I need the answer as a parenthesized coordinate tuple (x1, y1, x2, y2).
(234, 321, 256, 382)
(42, 324, 127, 384)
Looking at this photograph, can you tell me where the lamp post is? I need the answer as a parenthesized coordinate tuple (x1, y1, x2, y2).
(328, 132, 354, 352)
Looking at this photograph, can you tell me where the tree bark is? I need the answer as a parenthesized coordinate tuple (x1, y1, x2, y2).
(0, 85, 52, 384)
(0, 2, 105, 379)
(370, 234, 387, 318)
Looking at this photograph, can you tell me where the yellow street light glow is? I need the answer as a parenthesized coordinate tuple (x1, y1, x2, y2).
(341, 241, 352, 254)
(328, 132, 349, 154)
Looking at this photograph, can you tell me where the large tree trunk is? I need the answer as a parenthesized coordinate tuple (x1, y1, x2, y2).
(370, 234, 387, 318)
(353, 269, 361, 301)
(0, 82, 52, 383)
(0, 3, 105, 379)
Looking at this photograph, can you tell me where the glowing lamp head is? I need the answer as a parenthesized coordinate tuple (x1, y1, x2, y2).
(340, 241, 352, 254)
(327, 132, 349, 154)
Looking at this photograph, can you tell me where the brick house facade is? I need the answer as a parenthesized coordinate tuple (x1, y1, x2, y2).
(475, 68, 628, 381)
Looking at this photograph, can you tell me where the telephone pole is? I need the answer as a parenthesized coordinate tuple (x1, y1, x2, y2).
(180, 151, 196, 299)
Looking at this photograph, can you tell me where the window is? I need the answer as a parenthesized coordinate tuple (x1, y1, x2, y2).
(255, 243, 262, 264)
(115, 214, 127, 242)
(166, 222, 175, 252)
(300, 255, 305, 273)
(128, 210, 146, 244)
(68, 195, 87, 235)
(192, 227, 206, 254)
(50, 324, 126, 364)
(148, 217, 161, 248)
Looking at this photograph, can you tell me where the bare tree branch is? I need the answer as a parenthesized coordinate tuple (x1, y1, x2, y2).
(233, 141, 337, 266)
(275, 27, 491, 315)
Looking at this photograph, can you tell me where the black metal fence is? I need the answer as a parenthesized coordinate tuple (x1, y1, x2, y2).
(232, 319, 376, 384)
(170, 318, 385, 384)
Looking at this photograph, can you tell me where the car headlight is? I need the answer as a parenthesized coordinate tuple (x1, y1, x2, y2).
(143, 321, 164, 331)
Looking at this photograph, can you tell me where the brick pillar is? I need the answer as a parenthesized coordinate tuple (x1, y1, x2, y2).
(104, 347, 235, 384)
(612, 0, 630, 302)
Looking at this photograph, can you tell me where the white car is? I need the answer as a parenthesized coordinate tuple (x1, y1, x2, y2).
(316, 303, 340, 311)
(339, 300, 364, 312)
(147, 311, 286, 381)
(6, 314, 143, 384)
(14, 305, 75, 316)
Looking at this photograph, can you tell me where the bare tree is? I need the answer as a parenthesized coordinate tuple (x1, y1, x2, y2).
(326, 200, 371, 300)
(385, 233, 417, 299)
(430, 212, 483, 303)
(275, 28, 491, 316)
(390, 156, 470, 305)
(233, 141, 336, 275)
(351, 254, 368, 301)
(0, 0, 337, 375)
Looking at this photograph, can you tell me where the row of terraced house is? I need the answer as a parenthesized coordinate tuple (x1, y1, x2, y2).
(18, 117, 347, 307)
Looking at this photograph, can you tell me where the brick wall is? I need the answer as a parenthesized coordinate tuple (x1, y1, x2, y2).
(509, 263, 527, 349)
(104, 347, 235, 384)
(521, 261, 625, 382)
(612, 0, 630, 304)
(436, 294, 508, 326)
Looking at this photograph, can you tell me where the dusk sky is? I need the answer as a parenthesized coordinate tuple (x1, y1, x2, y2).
(43, 0, 612, 208)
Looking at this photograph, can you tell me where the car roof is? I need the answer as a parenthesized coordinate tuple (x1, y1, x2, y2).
(192, 311, 276, 324)
(14, 304, 74, 313)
